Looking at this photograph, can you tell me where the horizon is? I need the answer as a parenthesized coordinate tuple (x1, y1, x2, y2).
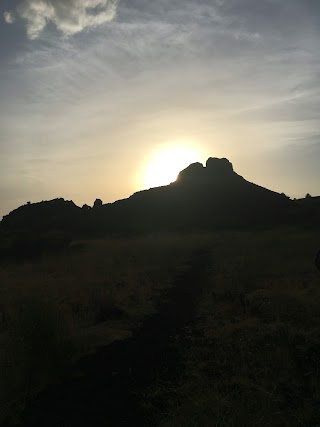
(1, 1, 320, 219)
(2, 155, 319, 220)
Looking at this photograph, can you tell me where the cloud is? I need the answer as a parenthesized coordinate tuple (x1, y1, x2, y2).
(3, 11, 15, 24)
(4, 0, 118, 39)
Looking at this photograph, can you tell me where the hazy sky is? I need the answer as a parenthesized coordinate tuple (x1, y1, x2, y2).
(1, 0, 320, 218)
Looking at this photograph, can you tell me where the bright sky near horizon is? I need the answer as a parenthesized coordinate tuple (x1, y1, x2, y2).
(1, 0, 320, 219)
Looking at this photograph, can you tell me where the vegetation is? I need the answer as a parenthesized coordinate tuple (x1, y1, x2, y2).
(0, 234, 205, 425)
(156, 227, 320, 426)
(1, 158, 320, 425)
(1, 226, 320, 426)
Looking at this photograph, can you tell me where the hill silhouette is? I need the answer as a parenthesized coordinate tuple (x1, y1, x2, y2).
(0, 157, 309, 239)
(90, 157, 301, 233)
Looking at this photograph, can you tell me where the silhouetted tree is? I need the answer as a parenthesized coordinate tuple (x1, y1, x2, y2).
(93, 199, 103, 208)
(305, 193, 312, 199)
(280, 193, 290, 199)
(82, 204, 91, 210)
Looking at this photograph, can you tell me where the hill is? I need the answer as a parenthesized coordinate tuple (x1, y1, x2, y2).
(0, 157, 307, 237)
(99, 157, 297, 233)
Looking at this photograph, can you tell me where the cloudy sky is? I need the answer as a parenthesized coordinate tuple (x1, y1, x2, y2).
(1, 0, 320, 218)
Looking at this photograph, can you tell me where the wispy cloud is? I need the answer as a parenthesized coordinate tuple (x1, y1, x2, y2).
(4, 0, 118, 39)
(3, 11, 15, 24)
(1, 0, 320, 217)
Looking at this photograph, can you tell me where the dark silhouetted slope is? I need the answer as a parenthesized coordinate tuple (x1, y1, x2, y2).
(95, 157, 299, 233)
(296, 195, 320, 222)
(1, 198, 81, 231)
(0, 158, 308, 236)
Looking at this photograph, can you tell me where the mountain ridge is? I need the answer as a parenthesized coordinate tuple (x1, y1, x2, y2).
(0, 157, 317, 236)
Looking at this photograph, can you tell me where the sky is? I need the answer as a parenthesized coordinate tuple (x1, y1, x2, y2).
(1, 0, 320, 219)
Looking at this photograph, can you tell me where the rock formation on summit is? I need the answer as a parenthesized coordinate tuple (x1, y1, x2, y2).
(206, 157, 234, 176)
(177, 157, 237, 183)
(177, 162, 204, 181)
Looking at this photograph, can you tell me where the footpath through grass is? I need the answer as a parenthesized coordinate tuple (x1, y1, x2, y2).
(2, 227, 320, 426)
(0, 234, 207, 425)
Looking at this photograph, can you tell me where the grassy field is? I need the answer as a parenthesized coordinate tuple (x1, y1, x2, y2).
(158, 226, 320, 426)
(0, 234, 207, 425)
(1, 227, 320, 426)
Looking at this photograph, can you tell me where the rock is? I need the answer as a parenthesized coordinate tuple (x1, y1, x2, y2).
(177, 162, 204, 181)
(177, 158, 235, 183)
(205, 157, 234, 176)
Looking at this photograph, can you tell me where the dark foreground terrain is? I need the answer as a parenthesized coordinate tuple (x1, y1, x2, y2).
(1, 227, 320, 426)
(11, 248, 212, 426)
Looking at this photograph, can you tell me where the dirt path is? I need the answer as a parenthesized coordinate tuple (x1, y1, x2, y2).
(17, 248, 212, 427)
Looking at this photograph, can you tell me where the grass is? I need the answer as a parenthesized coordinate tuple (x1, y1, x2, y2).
(1, 295, 74, 424)
(158, 226, 320, 427)
(1, 227, 320, 426)
(0, 233, 207, 425)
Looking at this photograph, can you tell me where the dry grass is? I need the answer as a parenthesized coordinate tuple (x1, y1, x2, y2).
(0, 233, 207, 425)
(2, 227, 320, 426)
(160, 227, 320, 427)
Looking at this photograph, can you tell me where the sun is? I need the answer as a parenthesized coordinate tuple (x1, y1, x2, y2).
(143, 146, 201, 189)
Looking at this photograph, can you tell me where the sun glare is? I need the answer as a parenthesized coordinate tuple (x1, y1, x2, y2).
(143, 146, 201, 189)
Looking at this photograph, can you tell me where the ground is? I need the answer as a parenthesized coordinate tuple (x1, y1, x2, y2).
(1, 227, 320, 426)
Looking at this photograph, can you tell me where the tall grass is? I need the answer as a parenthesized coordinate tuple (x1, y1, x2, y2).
(1, 294, 74, 424)
(159, 226, 320, 427)
(0, 233, 207, 424)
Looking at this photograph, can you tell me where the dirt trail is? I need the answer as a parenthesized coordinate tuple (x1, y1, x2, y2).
(16, 248, 212, 427)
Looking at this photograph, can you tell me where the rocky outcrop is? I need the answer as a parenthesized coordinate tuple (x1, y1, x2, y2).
(206, 157, 234, 178)
(177, 157, 237, 183)
(177, 162, 204, 181)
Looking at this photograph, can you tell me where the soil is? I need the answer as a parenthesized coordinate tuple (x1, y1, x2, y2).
(16, 248, 212, 427)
